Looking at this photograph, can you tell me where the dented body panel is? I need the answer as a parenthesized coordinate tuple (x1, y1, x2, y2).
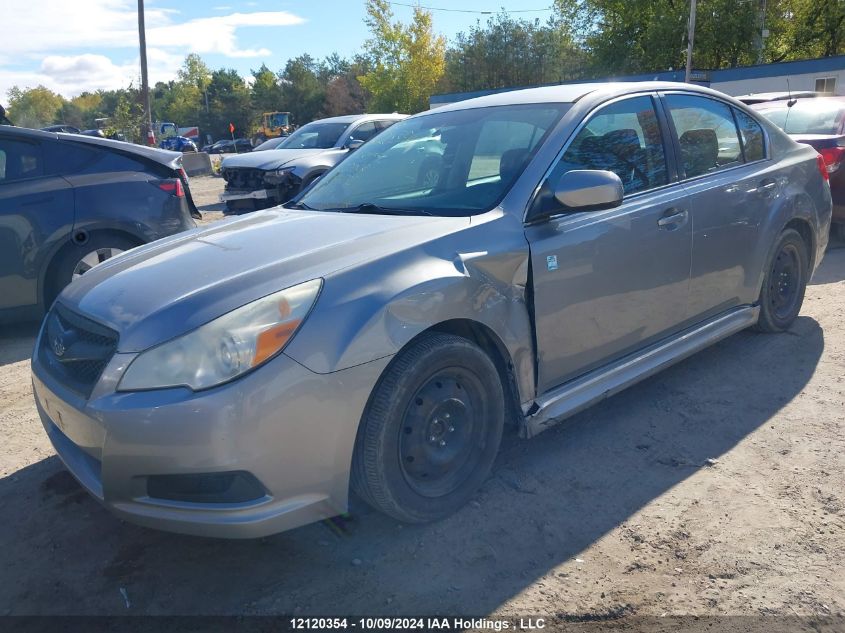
(31, 81, 831, 537)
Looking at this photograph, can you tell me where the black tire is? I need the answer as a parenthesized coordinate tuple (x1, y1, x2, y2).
(351, 332, 504, 523)
(755, 228, 808, 333)
(832, 222, 845, 242)
(46, 234, 139, 308)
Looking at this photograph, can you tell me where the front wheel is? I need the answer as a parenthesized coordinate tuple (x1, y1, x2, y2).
(351, 333, 504, 523)
(755, 228, 809, 332)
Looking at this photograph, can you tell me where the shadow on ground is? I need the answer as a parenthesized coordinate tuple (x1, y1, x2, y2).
(0, 321, 39, 367)
(0, 310, 824, 616)
(810, 244, 845, 285)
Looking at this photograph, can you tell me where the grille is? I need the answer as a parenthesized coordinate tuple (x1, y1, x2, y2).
(223, 167, 267, 191)
(39, 305, 118, 398)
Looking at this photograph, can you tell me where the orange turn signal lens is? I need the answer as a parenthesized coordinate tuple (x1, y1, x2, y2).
(252, 319, 302, 366)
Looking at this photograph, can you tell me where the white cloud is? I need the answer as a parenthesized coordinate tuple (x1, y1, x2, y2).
(0, 0, 305, 98)
(0, 49, 185, 101)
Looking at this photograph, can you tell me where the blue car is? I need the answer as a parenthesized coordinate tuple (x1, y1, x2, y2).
(159, 135, 197, 153)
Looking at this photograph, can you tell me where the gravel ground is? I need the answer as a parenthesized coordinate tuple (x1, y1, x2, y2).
(1, 176, 843, 625)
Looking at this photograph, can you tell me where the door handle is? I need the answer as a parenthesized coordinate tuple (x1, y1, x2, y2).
(657, 209, 688, 228)
(757, 179, 777, 195)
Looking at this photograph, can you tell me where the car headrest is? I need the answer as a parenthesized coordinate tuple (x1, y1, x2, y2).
(602, 128, 641, 158)
(679, 128, 718, 174)
(499, 148, 530, 183)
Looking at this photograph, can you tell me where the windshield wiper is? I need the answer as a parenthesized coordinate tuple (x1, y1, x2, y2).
(342, 203, 434, 217)
(284, 200, 315, 210)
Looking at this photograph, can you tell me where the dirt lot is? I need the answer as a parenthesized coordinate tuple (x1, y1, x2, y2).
(1, 176, 843, 623)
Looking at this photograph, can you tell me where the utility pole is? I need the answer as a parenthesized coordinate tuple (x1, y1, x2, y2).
(685, 0, 697, 83)
(137, 0, 153, 144)
(756, 0, 768, 64)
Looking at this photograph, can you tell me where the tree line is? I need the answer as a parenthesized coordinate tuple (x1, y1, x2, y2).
(5, 0, 843, 140)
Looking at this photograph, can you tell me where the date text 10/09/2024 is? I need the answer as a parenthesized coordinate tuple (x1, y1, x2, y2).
(290, 617, 547, 630)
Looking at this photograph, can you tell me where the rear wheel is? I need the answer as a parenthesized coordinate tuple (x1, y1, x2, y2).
(755, 228, 808, 332)
(351, 333, 504, 523)
(46, 234, 138, 308)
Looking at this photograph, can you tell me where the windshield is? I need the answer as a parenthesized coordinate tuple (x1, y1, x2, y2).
(757, 100, 845, 134)
(298, 103, 569, 216)
(277, 121, 350, 149)
(268, 112, 289, 128)
(254, 137, 286, 151)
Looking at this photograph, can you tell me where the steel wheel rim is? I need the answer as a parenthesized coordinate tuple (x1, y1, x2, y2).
(769, 243, 801, 320)
(72, 248, 124, 280)
(398, 368, 486, 498)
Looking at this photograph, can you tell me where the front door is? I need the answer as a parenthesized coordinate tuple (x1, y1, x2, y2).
(525, 94, 692, 394)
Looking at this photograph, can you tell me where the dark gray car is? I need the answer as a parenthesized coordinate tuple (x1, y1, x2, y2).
(220, 113, 407, 213)
(0, 127, 197, 321)
(32, 82, 831, 538)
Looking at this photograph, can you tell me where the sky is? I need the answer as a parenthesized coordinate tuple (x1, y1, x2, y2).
(0, 0, 556, 102)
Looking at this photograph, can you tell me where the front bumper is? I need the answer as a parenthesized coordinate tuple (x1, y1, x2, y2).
(32, 344, 390, 538)
(220, 189, 271, 202)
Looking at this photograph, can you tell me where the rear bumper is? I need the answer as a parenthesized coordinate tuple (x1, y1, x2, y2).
(32, 345, 391, 539)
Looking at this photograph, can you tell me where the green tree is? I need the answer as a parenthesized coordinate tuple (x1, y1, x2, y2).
(202, 68, 251, 139)
(6, 85, 65, 128)
(442, 11, 586, 94)
(359, 0, 446, 113)
(106, 93, 144, 142)
(251, 63, 284, 117)
(279, 54, 326, 124)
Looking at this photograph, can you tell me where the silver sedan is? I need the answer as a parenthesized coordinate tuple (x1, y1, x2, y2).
(32, 81, 831, 537)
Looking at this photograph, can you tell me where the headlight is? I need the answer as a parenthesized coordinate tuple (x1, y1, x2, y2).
(118, 279, 322, 392)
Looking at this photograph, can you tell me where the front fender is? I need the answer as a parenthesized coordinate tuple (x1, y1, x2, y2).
(283, 212, 537, 402)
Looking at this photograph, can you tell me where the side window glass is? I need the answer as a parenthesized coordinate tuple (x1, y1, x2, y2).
(44, 142, 99, 175)
(531, 96, 667, 216)
(375, 120, 397, 132)
(665, 94, 743, 178)
(733, 108, 765, 162)
(0, 139, 43, 183)
(349, 122, 378, 143)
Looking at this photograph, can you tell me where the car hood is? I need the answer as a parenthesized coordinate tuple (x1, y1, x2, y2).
(59, 209, 470, 352)
(221, 148, 329, 170)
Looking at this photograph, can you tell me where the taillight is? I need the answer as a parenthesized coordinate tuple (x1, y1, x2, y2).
(818, 146, 845, 174)
(817, 154, 830, 182)
(158, 179, 185, 197)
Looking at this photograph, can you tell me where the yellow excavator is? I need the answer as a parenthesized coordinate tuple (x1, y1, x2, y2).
(253, 111, 293, 144)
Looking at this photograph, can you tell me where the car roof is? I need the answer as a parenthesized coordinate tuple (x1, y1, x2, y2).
(305, 113, 408, 125)
(0, 125, 182, 164)
(426, 81, 740, 114)
(751, 95, 845, 110)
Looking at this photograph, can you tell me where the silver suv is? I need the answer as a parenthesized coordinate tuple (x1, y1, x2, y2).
(33, 82, 831, 538)
(220, 113, 407, 213)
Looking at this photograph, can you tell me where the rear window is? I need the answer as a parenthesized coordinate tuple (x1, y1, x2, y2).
(757, 100, 845, 135)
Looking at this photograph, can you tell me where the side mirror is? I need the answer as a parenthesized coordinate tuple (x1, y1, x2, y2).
(553, 169, 624, 211)
(346, 139, 364, 151)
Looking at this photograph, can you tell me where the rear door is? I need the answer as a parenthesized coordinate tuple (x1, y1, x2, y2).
(525, 94, 693, 393)
(662, 92, 774, 320)
(0, 135, 74, 310)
